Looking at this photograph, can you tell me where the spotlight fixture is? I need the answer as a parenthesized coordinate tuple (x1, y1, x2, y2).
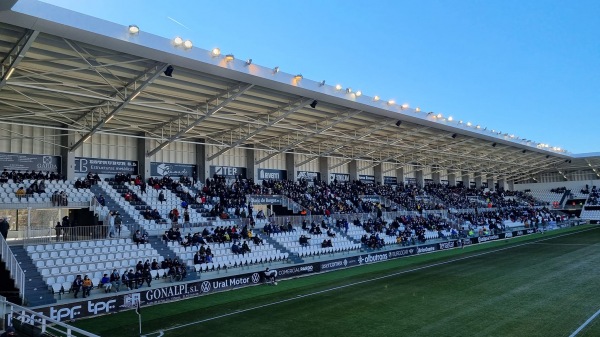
(294, 74, 303, 80)
(319, 80, 326, 87)
(310, 100, 318, 109)
(466, 122, 472, 126)
(415, 107, 421, 112)
(273, 66, 280, 73)
(183, 40, 193, 49)
(373, 96, 380, 101)
(401, 104, 409, 110)
(246, 59, 252, 65)
(335, 84, 342, 91)
(346, 88, 352, 94)
(225, 54, 235, 61)
(128, 25, 140, 34)
(448, 116, 453, 121)
(163, 65, 174, 77)
(451, 133, 457, 139)
(173, 36, 183, 46)
(492, 142, 497, 147)
(387, 99, 395, 105)
(355, 90, 362, 97)
(396, 120, 402, 127)
(436, 113, 442, 119)
(211, 48, 221, 57)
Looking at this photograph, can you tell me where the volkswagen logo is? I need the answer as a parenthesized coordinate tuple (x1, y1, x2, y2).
(200, 281, 211, 293)
(251, 273, 260, 284)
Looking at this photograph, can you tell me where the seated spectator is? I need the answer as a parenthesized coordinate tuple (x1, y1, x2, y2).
(110, 269, 121, 292)
(100, 273, 112, 293)
(133, 230, 148, 246)
(241, 241, 251, 254)
(15, 187, 25, 200)
(82, 275, 93, 298)
(158, 191, 165, 203)
(72, 274, 83, 298)
(231, 242, 241, 254)
(299, 235, 310, 247)
(326, 229, 336, 237)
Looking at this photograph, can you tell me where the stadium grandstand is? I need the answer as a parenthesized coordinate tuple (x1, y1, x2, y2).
(0, 1, 599, 336)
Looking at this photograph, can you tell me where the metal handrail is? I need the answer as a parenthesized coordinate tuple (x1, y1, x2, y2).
(0, 235, 25, 303)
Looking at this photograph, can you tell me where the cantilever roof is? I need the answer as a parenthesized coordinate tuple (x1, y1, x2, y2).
(0, 0, 585, 182)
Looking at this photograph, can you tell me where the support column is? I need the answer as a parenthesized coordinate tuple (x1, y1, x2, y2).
(396, 167, 404, 186)
(348, 160, 358, 181)
(374, 163, 383, 185)
(487, 177, 494, 190)
(432, 172, 441, 184)
(448, 173, 457, 186)
(475, 173, 482, 189)
(196, 139, 206, 183)
(61, 127, 76, 181)
(246, 145, 255, 181)
(507, 179, 514, 191)
(319, 157, 330, 183)
(285, 152, 296, 182)
(461, 171, 470, 187)
(137, 135, 151, 179)
(415, 170, 424, 187)
(498, 178, 506, 190)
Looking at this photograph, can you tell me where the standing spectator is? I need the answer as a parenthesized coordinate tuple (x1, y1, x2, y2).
(114, 212, 122, 237)
(54, 221, 62, 241)
(0, 217, 9, 240)
(110, 269, 121, 292)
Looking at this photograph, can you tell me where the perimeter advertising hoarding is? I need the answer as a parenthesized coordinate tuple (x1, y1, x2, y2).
(358, 175, 375, 184)
(329, 173, 350, 182)
(247, 195, 283, 205)
(257, 168, 287, 181)
(74, 157, 138, 175)
(209, 165, 247, 179)
(150, 162, 196, 178)
(34, 230, 537, 322)
(297, 171, 321, 181)
(0, 152, 61, 173)
(383, 176, 398, 185)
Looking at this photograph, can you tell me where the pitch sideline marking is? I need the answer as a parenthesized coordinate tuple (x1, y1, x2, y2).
(569, 307, 600, 337)
(143, 227, 597, 336)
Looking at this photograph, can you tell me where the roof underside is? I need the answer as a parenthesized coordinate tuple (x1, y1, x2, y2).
(0, 5, 581, 183)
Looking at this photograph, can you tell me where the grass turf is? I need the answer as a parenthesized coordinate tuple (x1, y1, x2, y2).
(71, 225, 600, 337)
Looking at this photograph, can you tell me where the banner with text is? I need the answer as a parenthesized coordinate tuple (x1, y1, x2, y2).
(383, 176, 398, 185)
(0, 152, 61, 173)
(247, 195, 283, 205)
(151, 162, 196, 178)
(329, 173, 350, 182)
(209, 165, 247, 179)
(257, 168, 287, 181)
(297, 171, 321, 181)
(75, 157, 138, 175)
(359, 174, 375, 184)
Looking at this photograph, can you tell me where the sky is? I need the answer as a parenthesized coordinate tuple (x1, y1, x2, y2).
(40, 0, 600, 154)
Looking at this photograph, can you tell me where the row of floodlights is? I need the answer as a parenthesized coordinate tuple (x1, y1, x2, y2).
(128, 24, 565, 153)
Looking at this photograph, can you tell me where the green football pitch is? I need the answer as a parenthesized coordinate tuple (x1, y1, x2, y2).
(72, 225, 600, 337)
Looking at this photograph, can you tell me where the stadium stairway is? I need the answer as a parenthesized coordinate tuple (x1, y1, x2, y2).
(262, 235, 301, 263)
(10, 246, 55, 307)
(0, 260, 22, 305)
(90, 184, 138, 231)
(146, 236, 176, 261)
(332, 226, 363, 245)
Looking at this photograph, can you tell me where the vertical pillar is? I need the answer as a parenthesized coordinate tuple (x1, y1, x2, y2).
(432, 171, 441, 184)
(61, 127, 76, 181)
(498, 178, 506, 190)
(507, 179, 514, 191)
(246, 145, 255, 181)
(396, 167, 404, 186)
(461, 171, 470, 187)
(348, 160, 358, 181)
(475, 173, 482, 189)
(137, 135, 151, 179)
(487, 177, 494, 190)
(196, 139, 206, 183)
(374, 163, 383, 185)
(285, 151, 296, 181)
(319, 157, 330, 183)
(448, 173, 457, 186)
(415, 170, 424, 187)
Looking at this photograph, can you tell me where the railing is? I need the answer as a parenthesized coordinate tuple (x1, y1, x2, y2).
(0, 296, 100, 337)
(22, 225, 118, 246)
(0, 235, 25, 303)
(280, 195, 310, 215)
(0, 195, 91, 210)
